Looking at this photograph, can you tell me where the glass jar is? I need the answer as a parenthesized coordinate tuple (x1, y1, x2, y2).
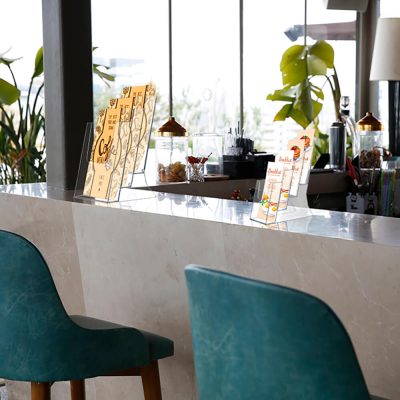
(188, 162, 205, 182)
(155, 117, 188, 183)
(357, 112, 384, 168)
(192, 133, 223, 175)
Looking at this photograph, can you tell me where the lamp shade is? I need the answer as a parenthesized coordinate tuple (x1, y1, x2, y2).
(370, 18, 400, 81)
(322, 0, 368, 12)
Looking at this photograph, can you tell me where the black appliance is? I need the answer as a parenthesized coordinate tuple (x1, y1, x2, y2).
(223, 153, 275, 179)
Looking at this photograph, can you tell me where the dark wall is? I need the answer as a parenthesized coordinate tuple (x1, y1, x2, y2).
(42, 0, 93, 190)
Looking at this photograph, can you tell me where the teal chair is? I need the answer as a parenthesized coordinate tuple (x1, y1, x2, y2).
(0, 230, 173, 400)
(185, 265, 386, 400)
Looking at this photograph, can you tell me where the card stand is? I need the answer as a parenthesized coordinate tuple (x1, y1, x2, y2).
(74, 118, 155, 204)
(74, 122, 95, 202)
(122, 96, 157, 188)
(251, 130, 317, 226)
(250, 176, 312, 226)
(251, 181, 282, 225)
(278, 167, 294, 211)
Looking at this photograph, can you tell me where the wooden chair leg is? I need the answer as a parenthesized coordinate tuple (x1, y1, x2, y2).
(31, 382, 51, 400)
(140, 361, 162, 400)
(70, 380, 85, 400)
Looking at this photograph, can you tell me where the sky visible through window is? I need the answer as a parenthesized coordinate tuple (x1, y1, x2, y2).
(1, 0, 43, 92)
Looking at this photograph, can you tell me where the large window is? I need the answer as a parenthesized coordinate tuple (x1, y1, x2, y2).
(0, 0, 43, 104)
(92, 0, 356, 153)
(91, 0, 169, 121)
(244, 0, 356, 152)
(172, 0, 239, 134)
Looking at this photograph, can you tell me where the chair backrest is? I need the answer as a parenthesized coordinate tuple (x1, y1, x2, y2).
(0, 230, 72, 379)
(185, 265, 371, 400)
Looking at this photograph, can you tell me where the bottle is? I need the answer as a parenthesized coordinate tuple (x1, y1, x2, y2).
(329, 121, 346, 170)
(340, 96, 358, 159)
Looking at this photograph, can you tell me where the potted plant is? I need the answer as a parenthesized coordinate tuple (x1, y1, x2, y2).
(0, 46, 114, 185)
(267, 40, 341, 158)
(0, 47, 45, 184)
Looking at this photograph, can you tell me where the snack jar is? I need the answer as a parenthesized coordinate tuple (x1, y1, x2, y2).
(155, 117, 188, 183)
(357, 112, 384, 168)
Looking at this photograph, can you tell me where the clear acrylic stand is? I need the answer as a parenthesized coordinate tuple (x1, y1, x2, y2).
(74, 108, 155, 203)
(250, 139, 316, 226)
(250, 176, 312, 225)
(251, 180, 282, 224)
(123, 95, 157, 188)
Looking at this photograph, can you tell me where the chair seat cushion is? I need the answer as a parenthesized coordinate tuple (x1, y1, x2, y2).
(70, 315, 174, 362)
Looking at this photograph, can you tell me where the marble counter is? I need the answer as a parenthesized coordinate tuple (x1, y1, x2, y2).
(0, 183, 399, 399)
(4, 182, 400, 247)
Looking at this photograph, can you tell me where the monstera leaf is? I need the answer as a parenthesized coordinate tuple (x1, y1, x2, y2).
(267, 40, 338, 130)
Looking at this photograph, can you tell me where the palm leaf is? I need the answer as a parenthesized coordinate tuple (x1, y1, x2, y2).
(32, 47, 44, 78)
(0, 78, 20, 105)
(0, 48, 22, 66)
(0, 120, 21, 151)
(93, 64, 115, 86)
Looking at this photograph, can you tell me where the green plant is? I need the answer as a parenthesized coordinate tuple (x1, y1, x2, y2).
(267, 40, 341, 158)
(92, 47, 115, 86)
(0, 47, 45, 184)
(0, 47, 114, 185)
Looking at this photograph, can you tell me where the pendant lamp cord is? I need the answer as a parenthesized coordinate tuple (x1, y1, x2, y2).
(169, 0, 173, 116)
(239, 0, 244, 130)
(304, 0, 307, 46)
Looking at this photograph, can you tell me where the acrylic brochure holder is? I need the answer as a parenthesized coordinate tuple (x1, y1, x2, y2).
(122, 93, 157, 187)
(74, 105, 155, 203)
(250, 178, 312, 225)
(250, 130, 315, 225)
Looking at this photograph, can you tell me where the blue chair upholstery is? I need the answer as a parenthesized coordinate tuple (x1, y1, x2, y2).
(0, 230, 173, 399)
(185, 265, 383, 400)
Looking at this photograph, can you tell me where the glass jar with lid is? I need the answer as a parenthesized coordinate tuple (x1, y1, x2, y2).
(357, 112, 384, 168)
(155, 117, 188, 183)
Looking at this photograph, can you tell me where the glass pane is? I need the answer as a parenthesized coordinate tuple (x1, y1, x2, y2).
(172, 0, 239, 134)
(0, 1, 44, 184)
(91, 0, 169, 122)
(0, 1, 43, 88)
(244, 0, 356, 153)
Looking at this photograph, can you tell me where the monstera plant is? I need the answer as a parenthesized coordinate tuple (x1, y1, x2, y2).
(267, 40, 341, 158)
(0, 46, 114, 185)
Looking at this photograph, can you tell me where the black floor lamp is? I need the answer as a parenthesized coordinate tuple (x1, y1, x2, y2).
(370, 17, 400, 156)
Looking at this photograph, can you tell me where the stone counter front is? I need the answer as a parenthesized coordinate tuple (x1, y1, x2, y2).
(0, 183, 399, 399)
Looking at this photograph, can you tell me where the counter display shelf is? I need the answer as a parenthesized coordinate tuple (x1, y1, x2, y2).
(0, 183, 399, 400)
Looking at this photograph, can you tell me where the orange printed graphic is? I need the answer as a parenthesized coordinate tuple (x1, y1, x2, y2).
(291, 145, 301, 160)
(300, 135, 310, 148)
